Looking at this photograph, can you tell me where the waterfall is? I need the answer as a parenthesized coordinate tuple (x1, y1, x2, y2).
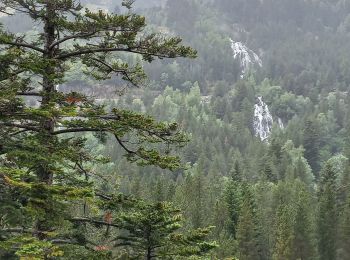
(278, 118, 284, 129)
(253, 97, 274, 141)
(230, 38, 262, 78)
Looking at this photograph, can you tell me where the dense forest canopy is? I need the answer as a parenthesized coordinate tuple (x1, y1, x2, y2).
(1, 0, 350, 259)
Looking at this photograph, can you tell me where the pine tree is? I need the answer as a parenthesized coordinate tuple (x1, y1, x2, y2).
(272, 204, 295, 260)
(115, 201, 217, 259)
(0, 0, 196, 258)
(180, 167, 206, 229)
(236, 183, 261, 260)
(224, 161, 242, 238)
(292, 182, 317, 260)
(339, 193, 350, 259)
(271, 180, 317, 260)
(303, 118, 321, 177)
(254, 181, 275, 260)
(272, 181, 296, 260)
(317, 162, 338, 260)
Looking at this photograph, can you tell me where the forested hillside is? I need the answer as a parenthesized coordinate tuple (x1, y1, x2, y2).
(1, 0, 350, 259)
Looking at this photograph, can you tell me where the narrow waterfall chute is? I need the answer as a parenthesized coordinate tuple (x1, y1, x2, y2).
(278, 118, 284, 129)
(253, 97, 274, 141)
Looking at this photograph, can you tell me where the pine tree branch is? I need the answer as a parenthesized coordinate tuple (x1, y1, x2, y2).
(114, 134, 136, 155)
(90, 57, 138, 86)
(16, 91, 41, 96)
(57, 115, 121, 120)
(95, 193, 113, 200)
(1, 41, 45, 53)
(9, 129, 30, 136)
(3, 1, 44, 19)
(0, 122, 39, 132)
(57, 47, 182, 60)
(49, 31, 97, 49)
(53, 128, 137, 156)
(49, 239, 78, 245)
(0, 69, 26, 81)
(0, 228, 33, 233)
(70, 217, 120, 228)
(52, 128, 103, 135)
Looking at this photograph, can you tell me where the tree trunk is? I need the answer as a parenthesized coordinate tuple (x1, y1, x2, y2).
(35, 0, 57, 238)
(146, 247, 152, 260)
(38, 0, 56, 184)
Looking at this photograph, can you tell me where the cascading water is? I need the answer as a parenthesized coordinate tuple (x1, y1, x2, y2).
(253, 97, 274, 141)
(230, 38, 262, 78)
(278, 118, 284, 129)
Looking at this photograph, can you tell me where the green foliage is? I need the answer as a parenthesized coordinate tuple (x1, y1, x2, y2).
(224, 162, 242, 238)
(317, 161, 339, 260)
(115, 201, 217, 259)
(0, 0, 199, 258)
(236, 184, 261, 260)
(2, 0, 350, 259)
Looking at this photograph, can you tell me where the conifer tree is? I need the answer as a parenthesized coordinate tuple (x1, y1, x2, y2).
(339, 193, 350, 259)
(0, 0, 196, 258)
(236, 183, 261, 260)
(254, 181, 275, 260)
(303, 118, 321, 176)
(115, 201, 217, 260)
(180, 167, 206, 229)
(272, 204, 295, 260)
(224, 161, 242, 238)
(317, 162, 338, 260)
(292, 182, 317, 260)
(271, 180, 317, 260)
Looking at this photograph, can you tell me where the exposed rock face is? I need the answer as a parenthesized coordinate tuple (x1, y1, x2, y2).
(253, 96, 273, 141)
(230, 38, 262, 77)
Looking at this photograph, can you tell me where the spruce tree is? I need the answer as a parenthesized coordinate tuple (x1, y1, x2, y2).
(224, 161, 242, 238)
(115, 201, 217, 260)
(0, 0, 195, 258)
(292, 182, 317, 260)
(339, 193, 350, 259)
(303, 118, 321, 177)
(236, 183, 261, 260)
(272, 181, 296, 260)
(317, 162, 338, 260)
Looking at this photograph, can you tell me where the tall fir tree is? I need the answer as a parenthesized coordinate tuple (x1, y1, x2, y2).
(317, 162, 338, 260)
(224, 160, 242, 238)
(115, 201, 217, 260)
(272, 200, 295, 260)
(303, 118, 321, 177)
(0, 0, 196, 258)
(338, 193, 350, 259)
(236, 183, 261, 260)
(292, 181, 317, 260)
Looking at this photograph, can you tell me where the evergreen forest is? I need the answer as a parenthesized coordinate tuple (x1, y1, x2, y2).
(1, 0, 350, 259)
